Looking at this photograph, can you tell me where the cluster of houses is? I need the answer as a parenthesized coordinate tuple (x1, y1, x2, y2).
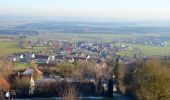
(5, 40, 141, 98)
(112, 36, 168, 47)
(11, 41, 116, 64)
(9, 39, 139, 67)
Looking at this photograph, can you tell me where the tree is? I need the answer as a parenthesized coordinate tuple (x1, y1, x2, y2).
(58, 63, 75, 79)
(73, 61, 96, 82)
(106, 58, 115, 71)
(97, 78, 102, 95)
(12, 77, 30, 96)
(117, 63, 126, 94)
(0, 60, 13, 78)
(0, 76, 10, 99)
(107, 78, 113, 98)
(106, 57, 127, 94)
(114, 57, 119, 84)
(127, 59, 170, 100)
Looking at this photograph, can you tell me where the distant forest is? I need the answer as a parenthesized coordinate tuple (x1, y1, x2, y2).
(1, 21, 170, 35)
(14, 22, 170, 34)
(0, 29, 39, 35)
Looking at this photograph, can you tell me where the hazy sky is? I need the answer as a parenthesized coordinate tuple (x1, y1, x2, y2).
(0, 0, 170, 21)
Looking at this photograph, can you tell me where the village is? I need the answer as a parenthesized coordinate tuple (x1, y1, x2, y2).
(0, 33, 169, 99)
(0, 34, 138, 99)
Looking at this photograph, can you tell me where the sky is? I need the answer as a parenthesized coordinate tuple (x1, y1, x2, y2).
(0, 0, 170, 21)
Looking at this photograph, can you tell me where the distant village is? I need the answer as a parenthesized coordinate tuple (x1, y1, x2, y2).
(11, 34, 138, 65)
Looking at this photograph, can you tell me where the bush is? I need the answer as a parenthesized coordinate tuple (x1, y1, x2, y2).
(126, 59, 170, 100)
(12, 77, 30, 96)
(58, 63, 75, 78)
(58, 84, 79, 100)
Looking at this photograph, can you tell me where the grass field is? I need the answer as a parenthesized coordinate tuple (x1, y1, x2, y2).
(12, 62, 31, 70)
(0, 41, 47, 55)
(115, 43, 170, 56)
(28, 33, 170, 42)
(129, 44, 170, 56)
(28, 33, 134, 42)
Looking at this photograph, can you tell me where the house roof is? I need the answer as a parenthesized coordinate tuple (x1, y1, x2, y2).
(22, 68, 34, 75)
(22, 68, 43, 80)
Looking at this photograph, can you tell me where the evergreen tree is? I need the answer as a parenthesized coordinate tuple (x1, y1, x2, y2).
(97, 78, 102, 95)
(114, 57, 119, 85)
(107, 78, 113, 98)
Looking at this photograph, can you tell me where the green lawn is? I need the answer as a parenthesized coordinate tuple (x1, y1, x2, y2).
(12, 62, 31, 70)
(0, 41, 47, 55)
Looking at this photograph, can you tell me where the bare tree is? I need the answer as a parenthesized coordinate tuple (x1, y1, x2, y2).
(59, 84, 79, 100)
(0, 60, 13, 78)
(73, 60, 112, 82)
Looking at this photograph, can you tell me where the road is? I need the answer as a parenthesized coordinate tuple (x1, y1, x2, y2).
(113, 93, 133, 100)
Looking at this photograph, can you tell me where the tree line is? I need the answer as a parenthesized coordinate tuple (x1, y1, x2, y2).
(1, 57, 170, 100)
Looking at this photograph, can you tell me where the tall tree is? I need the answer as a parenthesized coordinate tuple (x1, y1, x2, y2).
(114, 57, 119, 86)
(107, 78, 113, 98)
(97, 78, 102, 95)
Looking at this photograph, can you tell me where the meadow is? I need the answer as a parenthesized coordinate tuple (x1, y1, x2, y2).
(129, 44, 170, 56)
(115, 43, 170, 56)
(0, 41, 46, 55)
(0, 41, 47, 69)
(28, 33, 133, 42)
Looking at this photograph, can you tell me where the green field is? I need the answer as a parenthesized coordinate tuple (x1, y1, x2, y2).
(0, 41, 47, 55)
(28, 33, 133, 42)
(0, 41, 47, 70)
(115, 43, 170, 56)
(28, 33, 170, 43)
(129, 44, 170, 56)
